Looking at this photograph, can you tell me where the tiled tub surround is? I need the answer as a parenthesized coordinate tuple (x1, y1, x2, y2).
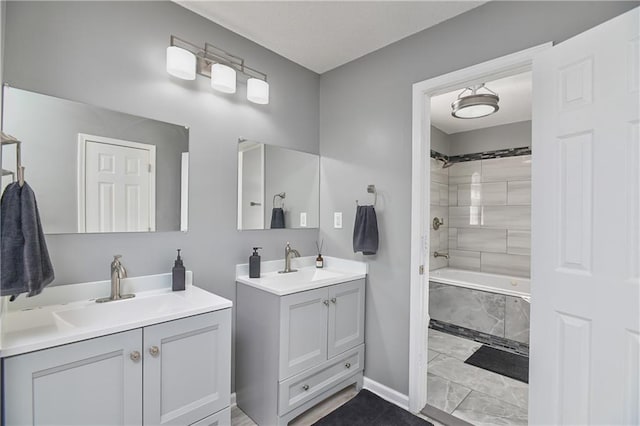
(448, 155, 531, 278)
(430, 158, 449, 270)
(429, 270, 531, 345)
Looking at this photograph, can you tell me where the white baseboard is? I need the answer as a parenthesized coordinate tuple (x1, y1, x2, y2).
(230, 392, 236, 407)
(363, 376, 409, 411)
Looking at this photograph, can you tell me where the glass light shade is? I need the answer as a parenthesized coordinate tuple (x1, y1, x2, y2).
(166, 46, 196, 80)
(451, 93, 499, 119)
(211, 63, 237, 93)
(247, 78, 269, 105)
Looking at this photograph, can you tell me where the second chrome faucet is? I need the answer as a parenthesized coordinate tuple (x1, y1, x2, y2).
(279, 242, 300, 274)
(96, 255, 135, 303)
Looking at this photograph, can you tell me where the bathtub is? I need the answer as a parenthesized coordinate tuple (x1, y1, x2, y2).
(429, 268, 531, 347)
(429, 268, 530, 301)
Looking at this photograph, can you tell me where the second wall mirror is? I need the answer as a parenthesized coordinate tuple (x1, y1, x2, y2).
(237, 139, 319, 230)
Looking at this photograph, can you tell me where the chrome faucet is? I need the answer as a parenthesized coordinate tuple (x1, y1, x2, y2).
(96, 255, 135, 303)
(434, 251, 450, 260)
(279, 242, 300, 274)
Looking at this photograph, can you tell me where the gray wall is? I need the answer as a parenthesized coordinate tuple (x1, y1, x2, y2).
(430, 126, 450, 156)
(319, 1, 637, 395)
(4, 1, 320, 391)
(449, 120, 531, 155)
(2, 87, 188, 233)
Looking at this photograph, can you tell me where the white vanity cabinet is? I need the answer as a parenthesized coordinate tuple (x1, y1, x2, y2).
(3, 310, 231, 426)
(236, 278, 365, 426)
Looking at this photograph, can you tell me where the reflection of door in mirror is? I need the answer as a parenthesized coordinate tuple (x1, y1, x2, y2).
(78, 134, 156, 233)
(237, 142, 265, 230)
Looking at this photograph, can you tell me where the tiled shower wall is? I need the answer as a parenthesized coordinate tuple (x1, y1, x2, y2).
(430, 158, 449, 271)
(447, 155, 531, 277)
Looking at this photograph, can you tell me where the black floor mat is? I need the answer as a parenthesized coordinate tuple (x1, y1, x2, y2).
(312, 389, 433, 426)
(464, 345, 529, 383)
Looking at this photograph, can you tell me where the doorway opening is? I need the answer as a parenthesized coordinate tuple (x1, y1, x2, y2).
(423, 70, 532, 424)
(408, 43, 551, 420)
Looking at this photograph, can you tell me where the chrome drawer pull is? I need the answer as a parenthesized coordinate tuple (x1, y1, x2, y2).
(345, 362, 351, 369)
(302, 384, 310, 391)
(130, 351, 141, 362)
(323, 300, 329, 306)
(331, 298, 337, 304)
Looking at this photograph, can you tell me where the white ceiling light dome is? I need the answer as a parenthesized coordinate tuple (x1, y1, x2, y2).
(247, 78, 269, 105)
(211, 63, 237, 93)
(166, 46, 196, 80)
(451, 84, 499, 119)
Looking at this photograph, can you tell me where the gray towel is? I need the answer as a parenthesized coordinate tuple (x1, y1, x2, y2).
(1, 182, 54, 298)
(270, 207, 285, 229)
(353, 205, 379, 255)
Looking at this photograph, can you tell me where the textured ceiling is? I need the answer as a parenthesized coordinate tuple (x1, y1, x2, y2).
(175, 1, 486, 73)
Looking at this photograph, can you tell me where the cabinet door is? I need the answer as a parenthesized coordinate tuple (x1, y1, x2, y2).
(143, 310, 231, 425)
(279, 287, 328, 379)
(327, 279, 365, 358)
(4, 329, 142, 426)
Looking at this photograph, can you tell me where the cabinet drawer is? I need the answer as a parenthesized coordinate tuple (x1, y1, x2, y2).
(278, 344, 364, 415)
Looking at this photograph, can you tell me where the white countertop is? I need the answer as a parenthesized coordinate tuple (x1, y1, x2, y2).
(236, 256, 367, 296)
(0, 272, 232, 358)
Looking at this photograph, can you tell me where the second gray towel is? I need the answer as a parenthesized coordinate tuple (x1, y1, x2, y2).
(1, 182, 54, 298)
(353, 205, 378, 255)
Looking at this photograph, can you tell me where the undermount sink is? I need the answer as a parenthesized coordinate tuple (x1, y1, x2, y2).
(54, 293, 194, 328)
(266, 268, 343, 282)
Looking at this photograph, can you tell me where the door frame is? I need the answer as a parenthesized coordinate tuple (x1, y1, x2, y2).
(77, 133, 157, 233)
(408, 42, 552, 412)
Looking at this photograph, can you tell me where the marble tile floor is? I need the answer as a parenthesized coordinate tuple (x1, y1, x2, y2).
(426, 329, 528, 425)
(232, 385, 442, 426)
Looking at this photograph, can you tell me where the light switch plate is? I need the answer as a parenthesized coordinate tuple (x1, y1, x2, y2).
(334, 212, 343, 229)
(300, 212, 307, 227)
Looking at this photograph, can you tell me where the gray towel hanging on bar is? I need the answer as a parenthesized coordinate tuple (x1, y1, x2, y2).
(1, 182, 54, 299)
(353, 205, 378, 255)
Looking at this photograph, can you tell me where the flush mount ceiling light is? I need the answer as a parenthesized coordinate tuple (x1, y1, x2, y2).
(451, 84, 499, 119)
(167, 35, 269, 104)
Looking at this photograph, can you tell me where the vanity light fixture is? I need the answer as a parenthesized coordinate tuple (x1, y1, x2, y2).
(167, 35, 269, 104)
(451, 83, 499, 119)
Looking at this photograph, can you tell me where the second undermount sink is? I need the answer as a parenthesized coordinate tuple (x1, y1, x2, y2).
(270, 268, 343, 282)
(53, 293, 194, 328)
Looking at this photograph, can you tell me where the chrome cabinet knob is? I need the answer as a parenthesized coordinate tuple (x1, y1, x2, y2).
(331, 298, 337, 304)
(345, 362, 351, 369)
(323, 300, 329, 306)
(149, 346, 160, 357)
(302, 384, 310, 391)
(130, 351, 141, 362)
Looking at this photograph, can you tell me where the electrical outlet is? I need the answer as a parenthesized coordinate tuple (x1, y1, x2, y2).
(334, 212, 343, 229)
(300, 212, 307, 227)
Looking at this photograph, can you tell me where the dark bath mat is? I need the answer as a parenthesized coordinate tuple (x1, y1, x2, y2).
(312, 389, 433, 426)
(464, 345, 529, 383)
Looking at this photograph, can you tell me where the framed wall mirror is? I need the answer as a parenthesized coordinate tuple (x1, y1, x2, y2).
(237, 139, 319, 230)
(1, 86, 189, 234)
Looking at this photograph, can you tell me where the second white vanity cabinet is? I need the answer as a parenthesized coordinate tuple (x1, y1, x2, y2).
(4, 310, 231, 426)
(236, 277, 365, 426)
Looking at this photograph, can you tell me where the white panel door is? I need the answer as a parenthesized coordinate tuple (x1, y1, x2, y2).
(530, 7, 639, 425)
(279, 287, 329, 380)
(327, 279, 365, 358)
(4, 329, 142, 426)
(143, 310, 231, 426)
(84, 139, 153, 232)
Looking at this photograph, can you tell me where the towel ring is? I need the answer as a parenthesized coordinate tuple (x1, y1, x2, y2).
(273, 192, 286, 209)
(356, 185, 377, 206)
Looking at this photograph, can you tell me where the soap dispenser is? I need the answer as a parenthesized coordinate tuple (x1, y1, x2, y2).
(172, 249, 186, 291)
(249, 247, 262, 278)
